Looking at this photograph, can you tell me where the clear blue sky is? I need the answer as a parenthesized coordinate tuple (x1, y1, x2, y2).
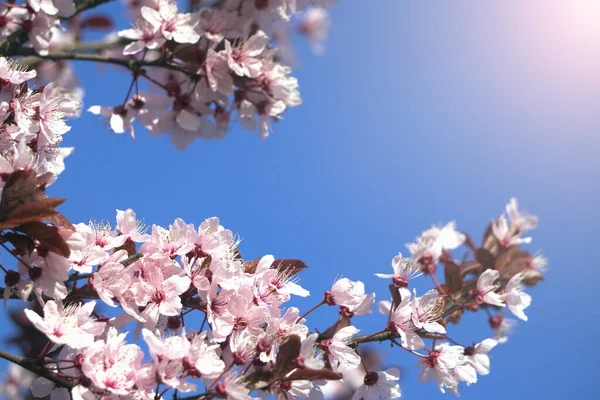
(3, 0, 600, 399)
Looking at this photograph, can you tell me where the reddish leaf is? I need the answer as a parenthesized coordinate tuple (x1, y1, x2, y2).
(444, 261, 463, 293)
(459, 260, 482, 277)
(285, 368, 343, 382)
(274, 335, 302, 379)
(494, 247, 521, 277)
(244, 258, 308, 276)
(0, 169, 39, 220)
(80, 14, 114, 30)
(0, 197, 66, 230)
(243, 258, 260, 274)
(271, 259, 308, 276)
(389, 284, 402, 309)
(113, 237, 137, 257)
(319, 315, 351, 340)
(2, 232, 35, 255)
(17, 222, 70, 258)
(475, 248, 495, 271)
(521, 269, 544, 286)
(47, 212, 75, 231)
(481, 223, 500, 255)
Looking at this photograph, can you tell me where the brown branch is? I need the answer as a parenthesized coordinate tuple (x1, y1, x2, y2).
(0, 0, 116, 57)
(0, 348, 74, 390)
(16, 48, 201, 78)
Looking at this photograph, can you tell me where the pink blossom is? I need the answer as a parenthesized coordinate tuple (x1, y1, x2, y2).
(253, 255, 310, 305)
(116, 208, 150, 242)
(463, 339, 497, 375)
(411, 288, 446, 334)
(31, 377, 70, 400)
(298, 7, 330, 54)
(119, 20, 165, 55)
(81, 327, 144, 395)
(224, 31, 269, 78)
(503, 272, 532, 321)
(92, 258, 133, 307)
(142, 329, 196, 392)
(141, 0, 200, 43)
(506, 197, 537, 233)
(475, 269, 505, 307)
(322, 326, 361, 372)
(418, 343, 465, 394)
(131, 263, 191, 328)
(0, 57, 36, 86)
(228, 291, 271, 335)
(375, 252, 422, 288)
(186, 331, 225, 378)
(328, 278, 369, 309)
(298, 333, 325, 369)
(205, 49, 234, 95)
(28, 0, 75, 17)
(24, 300, 106, 349)
(406, 221, 465, 267)
(351, 368, 402, 400)
(384, 289, 425, 350)
(0, 365, 33, 399)
(88, 105, 136, 138)
(214, 374, 254, 400)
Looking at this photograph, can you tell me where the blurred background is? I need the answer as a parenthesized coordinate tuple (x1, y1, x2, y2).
(2, 0, 600, 399)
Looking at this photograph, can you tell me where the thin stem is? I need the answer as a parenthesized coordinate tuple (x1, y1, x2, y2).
(200, 313, 207, 332)
(178, 391, 212, 400)
(207, 363, 233, 390)
(0, 241, 30, 270)
(429, 272, 447, 296)
(390, 338, 426, 358)
(121, 49, 147, 107)
(443, 335, 464, 347)
(157, 385, 172, 399)
(441, 295, 474, 319)
(122, 253, 144, 266)
(345, 330, 445, 345)
(296, 300, 325, 323)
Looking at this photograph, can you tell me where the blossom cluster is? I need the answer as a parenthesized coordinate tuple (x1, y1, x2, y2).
(0, 21, 548, 400)
(0, 57, 79, 185)
(0, 142, 546, 400)
(1, 0, 333, 149)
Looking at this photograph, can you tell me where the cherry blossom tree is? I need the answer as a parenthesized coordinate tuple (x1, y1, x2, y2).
(0, 0, 546, 399)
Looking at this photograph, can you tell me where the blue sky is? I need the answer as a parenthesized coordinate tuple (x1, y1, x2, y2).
(3, 0, 600, 399)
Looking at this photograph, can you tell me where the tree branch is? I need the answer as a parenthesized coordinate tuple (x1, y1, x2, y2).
(0, 349, 74, 390)
(16, 48, 201, 78)
(0, 0, 116, 57)
(351, 330, 445, 345)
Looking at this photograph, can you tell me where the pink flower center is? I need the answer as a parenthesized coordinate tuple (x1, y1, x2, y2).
(364, 371, 379, 386)
(234, 317, 248, 331)
(151, 290, 165, 304)
(425, 350, 441, 368)
(392, 276, 409, 288)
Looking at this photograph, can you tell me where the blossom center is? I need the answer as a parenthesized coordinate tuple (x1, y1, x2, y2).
(364, 371, 379, 386)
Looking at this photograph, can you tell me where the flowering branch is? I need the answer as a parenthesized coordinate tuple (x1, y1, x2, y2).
(0, 349, 74, 390)
(0, 0, 547, 398)
(0, 0, 116, 56)
(17, 48, 201, 77)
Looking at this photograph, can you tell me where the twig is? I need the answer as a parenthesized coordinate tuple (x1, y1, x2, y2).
(177, 391, 212, 400)
(0, 349, 74, 390)
(0, 0, 116, 56)
(16, 48, 201, 78)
